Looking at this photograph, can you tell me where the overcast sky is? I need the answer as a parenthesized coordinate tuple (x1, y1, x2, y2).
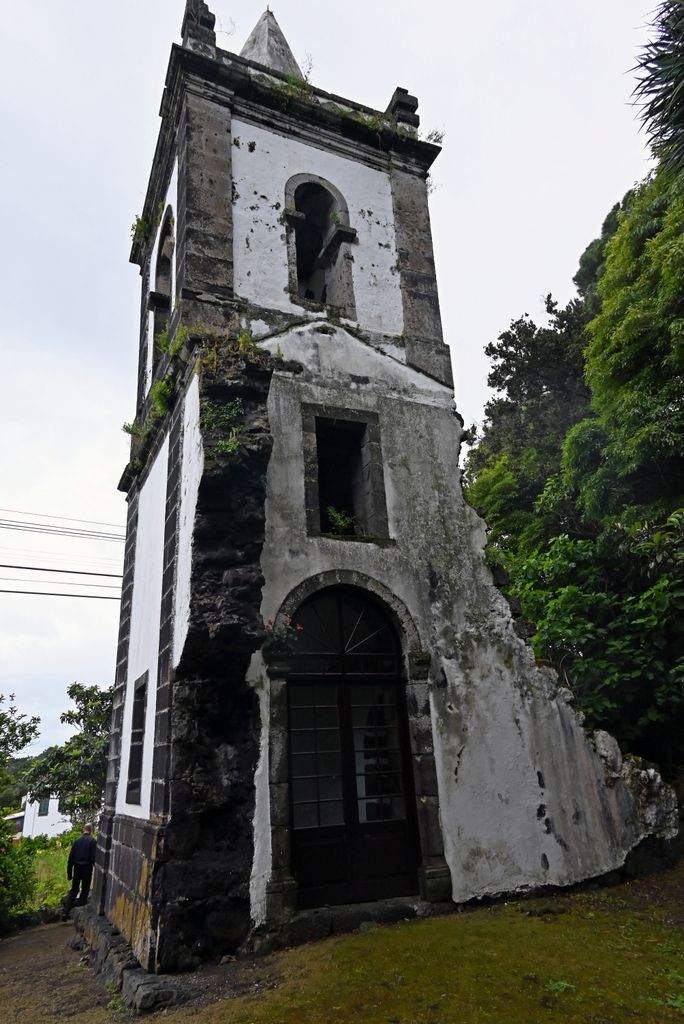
(0, 1, 655, 753)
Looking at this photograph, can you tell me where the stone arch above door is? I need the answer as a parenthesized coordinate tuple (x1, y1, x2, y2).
(270, 570, 424, 676)
(263, 574, 452, 924)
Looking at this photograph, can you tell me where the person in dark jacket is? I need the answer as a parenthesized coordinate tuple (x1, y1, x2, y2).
(61, 823, 97, 920)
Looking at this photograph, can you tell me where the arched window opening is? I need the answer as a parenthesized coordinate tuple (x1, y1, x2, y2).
(294, 182, 336, 303)
(283, 586, 419, 908)
(285, 174, 357, 319)
(147, 210, 175, 373)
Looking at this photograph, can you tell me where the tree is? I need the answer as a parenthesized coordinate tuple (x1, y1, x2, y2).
(0, 756, 33, 812)
(465, 176, 684, 771)
(0, 694, 39, 790)
(24, 683, 113, 824)
(634, 1, 684, 173)
(465, 295, 593, 553)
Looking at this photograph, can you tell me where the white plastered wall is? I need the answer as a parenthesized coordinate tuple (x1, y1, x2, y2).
(231, 119, 404, 337)
(116, 436, 170, 819)
(145, 160, 179, 395)
(173, 374, 203, 667)
(246, 324, 676, 917)
(21, 797, 71, 839)
(248, 654, 271, 927)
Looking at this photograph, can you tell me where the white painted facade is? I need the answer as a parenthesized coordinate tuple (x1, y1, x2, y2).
(21, 796, 71, 839)
(248, 661, 271, 926)
(231, 119, 404, 338)
(173, 375, 203, 667)
(116, 436, 170, 819)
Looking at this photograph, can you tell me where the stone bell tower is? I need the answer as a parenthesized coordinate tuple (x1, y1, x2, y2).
(96, 2, 676, 974)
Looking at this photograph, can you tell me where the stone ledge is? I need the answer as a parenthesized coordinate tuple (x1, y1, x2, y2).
(73, 906, 183, 1014)
(244, 895, 456, 955)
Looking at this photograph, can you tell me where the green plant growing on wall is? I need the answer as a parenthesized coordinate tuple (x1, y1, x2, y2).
(276, 63, 314, 108)
(158, 323, 191, 358)
(130, 215, 151, 245)
(149, 378, 174, 419)
(354, 111, 387, 134)
(156, 324, 170, 354)
(325, 506, 355, 536)
(122, 421, 143, 440)
(236, 329, 259, 355)
(202, 398, 244, 458)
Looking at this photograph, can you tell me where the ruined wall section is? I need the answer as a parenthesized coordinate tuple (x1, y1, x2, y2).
(251, 323, 677, 913)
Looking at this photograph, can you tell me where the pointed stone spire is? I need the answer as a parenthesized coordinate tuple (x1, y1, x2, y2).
(240, 10, 302, 77)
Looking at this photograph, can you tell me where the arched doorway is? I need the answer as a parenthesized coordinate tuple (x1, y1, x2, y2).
(285, 586, 419, 908)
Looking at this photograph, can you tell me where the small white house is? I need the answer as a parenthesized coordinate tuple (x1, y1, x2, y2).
(20, 796, 70, 839)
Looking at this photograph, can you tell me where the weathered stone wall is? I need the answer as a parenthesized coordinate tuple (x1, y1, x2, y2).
(148, 347, 281, 971)
(246, 321, 677, 920)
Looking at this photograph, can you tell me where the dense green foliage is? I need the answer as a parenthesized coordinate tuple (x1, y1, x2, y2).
(635, 2, 684, 174)
(466, 169, 684, 770)
(0, 693, 39, 790)
(24, 683, 113, 823)
(0, 755, 32, 811)
(0, 817, 35, 926)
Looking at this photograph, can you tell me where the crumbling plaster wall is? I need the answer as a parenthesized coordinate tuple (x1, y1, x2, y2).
(249, 322, 677, 913)
(231, 118, 404, 338)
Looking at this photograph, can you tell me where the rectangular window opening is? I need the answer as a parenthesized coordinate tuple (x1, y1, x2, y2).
(315, 417, 367, 536)
(126, 671, 148, 805)
(303, 406, 389, 542)
(38, 797, 50, 816)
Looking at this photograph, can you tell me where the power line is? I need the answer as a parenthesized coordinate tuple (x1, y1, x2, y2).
(2, 592, 121, 600)
(0, 563, 122, 578)
(0, 507, 125, 530)
(0, 577, 121, 589)
(0, 543, 122, 560)
(0, 521, 124, 542)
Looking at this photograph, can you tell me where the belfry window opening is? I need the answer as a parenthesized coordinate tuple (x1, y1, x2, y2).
(286, 175, 357, 318)
(148, 210, 175, 372)
(294, 182, 337, 303)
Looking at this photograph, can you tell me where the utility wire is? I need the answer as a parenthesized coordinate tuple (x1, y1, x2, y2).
(0, 550, 123, 573)
(0, 590, 121, 600)
(0, 507, 125, 530)
(0, 520, 124, 542)
(0, 577, 121, 589)
(0, 563, 122, 578)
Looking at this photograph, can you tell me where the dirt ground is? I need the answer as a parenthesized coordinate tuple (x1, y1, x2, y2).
(1, 863, 683, 1022)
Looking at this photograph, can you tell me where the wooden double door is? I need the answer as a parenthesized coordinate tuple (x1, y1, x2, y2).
(286, 587, 419, 908)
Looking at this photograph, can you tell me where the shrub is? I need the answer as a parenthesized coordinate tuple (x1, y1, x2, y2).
(0, 818, 35, 926)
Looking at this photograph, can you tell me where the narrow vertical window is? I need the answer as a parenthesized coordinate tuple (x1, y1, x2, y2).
(302, 406, 389, 541)
(38, 797, 50, 816)
(126, 672, 148, 805)
(316, 418, 366, 535)
(147, 209, 175, 374)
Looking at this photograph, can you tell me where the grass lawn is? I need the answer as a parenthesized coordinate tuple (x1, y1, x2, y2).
(30, 843, 70, 911)
(168, 862, 684, 1024)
